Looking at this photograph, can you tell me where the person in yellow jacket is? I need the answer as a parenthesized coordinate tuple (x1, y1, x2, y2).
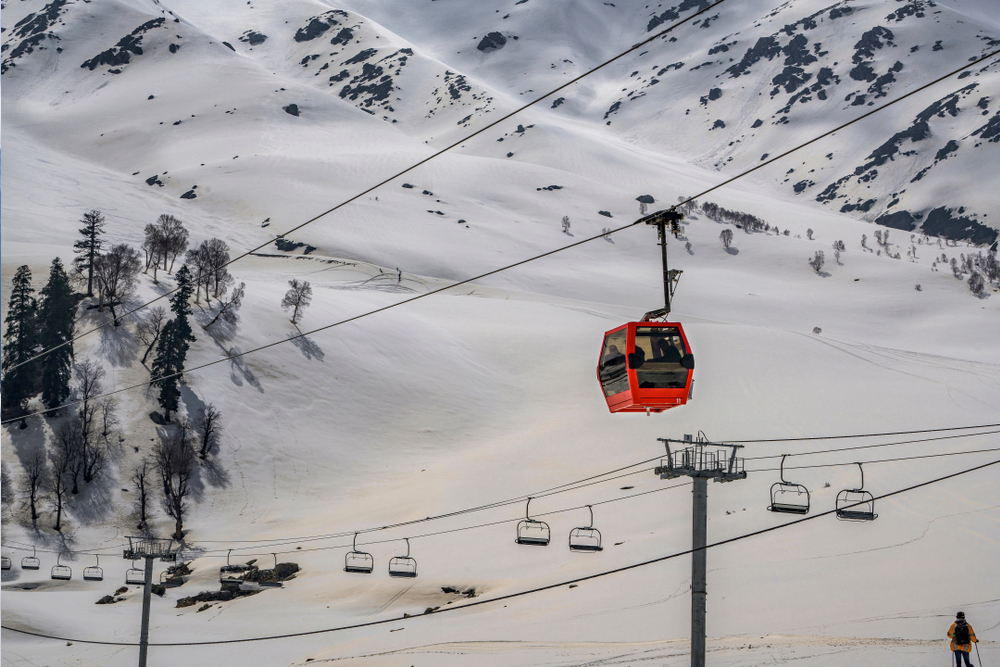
(948, 611, 978, 667)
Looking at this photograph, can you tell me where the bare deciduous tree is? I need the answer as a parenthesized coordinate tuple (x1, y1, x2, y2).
(143, 223, 165, 280)
(832, 240, 846, 265)
(74, 360, 106, 484)
(23, 448, 47, 523)
(806, 228, 814, 240)
(196, 404, 222, 459)
(158, 214, 189, 274)
(136, 306, 168, 365)
(132, 459, 152, 530)
(155, 425, 196, 540)
(808, 250, 825, 274)
(50, 420, 81, 530)
(94, 244, 142, 325)
(561, 215, 571, 234)
(205, 281, 245, 329)
(281, 279, 312, 325)
(719, 228, 733, 249)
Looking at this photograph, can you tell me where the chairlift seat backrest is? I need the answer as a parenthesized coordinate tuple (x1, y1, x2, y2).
(51, 565, 72, 581)
(569, 527, 603, 552)
(83, 567, 104, 581)
(345, 551, 374, 574)
(126, 568, 145, 585)
(21, 557, 40, 570)
(1, 557, 11, 570)
(768, 482, 810, 515)
(516, 519, 551, 546)
(835, 488, 877, 521)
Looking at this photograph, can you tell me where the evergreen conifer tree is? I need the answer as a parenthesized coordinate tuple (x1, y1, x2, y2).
(150, 266, 196, 421)
(38, 258, 76, 410)
(73, 210, 105, 297)
(2, 266, 38, 421)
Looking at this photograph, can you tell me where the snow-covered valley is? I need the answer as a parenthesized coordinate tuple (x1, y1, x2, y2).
(2, 1, 999, 666)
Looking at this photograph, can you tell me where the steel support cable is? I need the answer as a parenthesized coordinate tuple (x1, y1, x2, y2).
(3, 458, 996, 647)
(0, 462, 663, 557)
(5, 46, 998, 428)
(6, 0, 730, 375)
(6, 433, 998, 557)
(742, 429, 1000, 461)
(726, 422, 1000, 444)
(748, 445, 1000, 473)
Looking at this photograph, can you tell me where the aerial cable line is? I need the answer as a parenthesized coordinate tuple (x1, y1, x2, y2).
(5, 45, 997, 428)
(6, 440, 996, 559)
(8, 0, 730, 374)
(728, 422, 1000, 444)
(4, 457, 996, 647)
(742, 428, 1000, 460)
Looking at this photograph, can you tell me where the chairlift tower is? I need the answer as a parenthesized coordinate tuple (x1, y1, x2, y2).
(122, 536, 178, 667)
(655, 433, 746, 667)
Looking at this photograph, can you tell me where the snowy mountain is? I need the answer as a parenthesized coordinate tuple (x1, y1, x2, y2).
(2, 1, 999, 666)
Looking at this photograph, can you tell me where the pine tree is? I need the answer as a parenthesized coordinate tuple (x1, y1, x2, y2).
(2, 266, 38, 422)
(73, 210, 105, 297)
(150, 266, 196, 421)
(38, 258, 76, 410)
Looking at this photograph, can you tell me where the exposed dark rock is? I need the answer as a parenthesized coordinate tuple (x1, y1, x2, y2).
(839, 199, 876, 213)
(401, 183, 414, 188)
(343, 48, 377, 65)
(295, 10, 348, 42)
(551, 97, 565, 108)
(646, 0, 711, 32)
(711, 119, 726, 129)
(598, 210, 612, 217)
(874, 210, 917, 230)
(1, 0, 69, 73)
(751, 119, 764, 128)
(80, 17, 165, 71)
(274, 239, 316, 254)
(146, 175, 164, 187)
(726, 36, 782, 78)
(699, 87, 722, 106)
(636, 195, 655, 204)
(793, 180, 814, 193)
(180, 190, 197, 199)
(329, 27, 354, 46)
(239, 30, 267, 46)
(222, 41, 235, 51)
(536, 185, 563, 191)
(283, 104, 299, 116)
(934, 139, 960, 161)
(922, 207, 997, 245)
(477, 32, 507, 53)
(852, 27, 895, 62)
(971, 110, 1000, 143)
(328, 69, 350, 83)
(339, 63, 394, 108)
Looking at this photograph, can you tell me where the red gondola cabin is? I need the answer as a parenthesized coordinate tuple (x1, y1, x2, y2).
(597, 322, 694, 413)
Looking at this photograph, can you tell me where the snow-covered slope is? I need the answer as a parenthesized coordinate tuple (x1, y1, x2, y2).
(2, 1, 999, 666)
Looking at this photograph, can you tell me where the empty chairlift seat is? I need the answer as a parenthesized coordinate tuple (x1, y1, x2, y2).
(51, 555, 72, 581)
(568, 505, 603, 552)
(83, 555, 104, 582)
(125, 562, 145, 585)
(21, 547, 40, 571)
(516, 498, 551, 547)
(836, 462, 878, 522)
(388, 538, 417, 578)
(344, 533, 374, 574)
(768, 455, 810, 515)
(1, 556, 11, 571)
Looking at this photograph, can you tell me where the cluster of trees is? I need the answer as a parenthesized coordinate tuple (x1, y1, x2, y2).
(680, 198, 784, 235)
(937, 249, 1000, 296)
(2, 260, 77, 423)
(2, 209, 236, 539)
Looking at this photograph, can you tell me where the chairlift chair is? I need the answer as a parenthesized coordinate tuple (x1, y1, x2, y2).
(83, 555, 104, 581)
(768, 455, 810, 515)
(21, 547, 40, 570)
(125, 560, 145, 585)
(51, 554, 72, 581)
(219, 549, 244, 584)
(568, 505, 603, 552)
(836, 462, 878, 521)
(344, 533, 374, 574)
(516, 498, 551, 547)
(388, 538, 418, 578)
(1, 556, 11, 570)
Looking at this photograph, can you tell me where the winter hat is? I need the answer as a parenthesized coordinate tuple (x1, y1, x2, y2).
(957, 611, 966, 619)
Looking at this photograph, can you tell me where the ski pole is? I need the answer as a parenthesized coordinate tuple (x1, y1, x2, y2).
(975, 642, 983, 667)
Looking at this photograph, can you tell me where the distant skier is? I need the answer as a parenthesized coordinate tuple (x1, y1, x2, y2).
(948, 611, 978, 667)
